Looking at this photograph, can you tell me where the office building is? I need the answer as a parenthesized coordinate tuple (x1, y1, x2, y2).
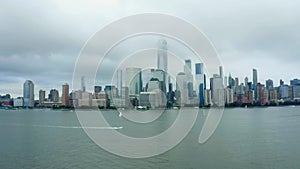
(125, 67, 142, 96)
(62, 83, 69, 106)
(157, 39, 168, 85)
(23, 80, 34, 107)
(266, 79, 274, 90)
(210, 74, 224, 106)
(117, 69, 122, 98)
(195, 63, 206, 106)
(49, 89, 59, 102)
(81, 76, 86, 92)
(39, 90, 45, 105)
(253, 69, 258, 100)
(176, 72, 188, 105)
(290, 79, 300, 86)
(279, 84, 289, 100)
(13, 97, 24, 107)
(94, 86, 102, 94)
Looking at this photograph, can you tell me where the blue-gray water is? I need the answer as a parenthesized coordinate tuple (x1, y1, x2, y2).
(0, 107, 299, 169)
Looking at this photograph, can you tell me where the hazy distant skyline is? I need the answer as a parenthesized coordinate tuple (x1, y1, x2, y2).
(1, 0, 300, 98)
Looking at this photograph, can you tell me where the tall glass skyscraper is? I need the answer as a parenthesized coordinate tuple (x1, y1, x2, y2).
(23, 80, 34, 107)
(195, 63, 206, 106)
(157, 39, 168, 90)
(157, 39, 168, 73)
(253, 69, 258, 100)
(184, 59, 193, 99)
(125, 67, 142, 96)
(117, 69, 122, 98)
(81, 76, 86, 92)
(210, 74, 224, 106)
(184, 59, 192, 74)
(266, 79, 274, 90)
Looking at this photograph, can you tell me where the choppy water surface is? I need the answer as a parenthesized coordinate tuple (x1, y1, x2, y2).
(0, 107, 299, 169)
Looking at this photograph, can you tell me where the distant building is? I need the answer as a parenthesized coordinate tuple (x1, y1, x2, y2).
(62, 83, 69, 106)
(290, 79, 300, 100)
(195, 63, 206, 106)
(125, 67, 142, 96)
(219, 66, 223, 79)
(91, 98, 107, 108)
(140, 92, 161, 108)
(77, 92, 92, 107)
(49, 89, 59, 102)
(117, 69, 122, 98)
(210, 74, 224, 106)
(176, 72, 188, 105)
(292, 85, 300, 100)
(244, 77, 249, 87)
(225, 88, 234, 104)
(104, 85, 117, 100)
(13, 97, 24, 107)
(81, 76, 86, 92)
(269, 89, 278, 102)
(94, 86, 102, 94)
(184, 60, 194, 100)
(23, 80, 34, 107)
(39, 90, 45, 105)
(157, 39, 168, 86)
(204, 89, 212, 106)
(253, 69, 258, 100)
(279, 84, 289, 100)
(122, 87, 130, 107)
(256, 83, 268, 105)
(266, 79, 274, 90)
(290, 79, 300, 86)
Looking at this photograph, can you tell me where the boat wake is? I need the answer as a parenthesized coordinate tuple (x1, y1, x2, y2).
(1, 123, 123, 130)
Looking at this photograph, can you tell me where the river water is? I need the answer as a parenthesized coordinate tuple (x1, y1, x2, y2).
(0, 106, 299, 169)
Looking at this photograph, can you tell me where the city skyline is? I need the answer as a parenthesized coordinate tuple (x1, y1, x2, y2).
(1, 50, 300, 109)
(2, 63, 300, 101)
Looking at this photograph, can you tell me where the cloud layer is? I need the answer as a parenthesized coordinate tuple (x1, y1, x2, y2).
(0, 0, 299, 98)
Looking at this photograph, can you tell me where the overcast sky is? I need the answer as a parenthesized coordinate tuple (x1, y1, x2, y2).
(1, 0, 300, 98)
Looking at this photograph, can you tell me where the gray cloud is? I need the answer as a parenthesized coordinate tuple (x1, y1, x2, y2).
(0, 0, 300, 97)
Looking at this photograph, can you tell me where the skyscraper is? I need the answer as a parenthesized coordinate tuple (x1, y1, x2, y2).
(235, 77, 239, 87)
(157, 39, 168, 89)
(195, 63, 206, 106)
(176, 72, 188, 105)
(210, 74, 224, 106)
(39, 90, 45, 105)
(125, 67, 142, 96)
(244, 77, 249, 86)
(157, 39, 168, 73)
(23, 80, 34, 107)
(49, 89, 59, 102)
(117, 69, 122, 98)
(81, 76, 86, 92)
(62, 83, 69, 106)
(253, 68, 258, 100)
(184, 59, 193, 99)
(253, 69, 258, 86)
(184, 59, 192, 74)
(266, 79, 274, 90)
(219, 66, 223, 79)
